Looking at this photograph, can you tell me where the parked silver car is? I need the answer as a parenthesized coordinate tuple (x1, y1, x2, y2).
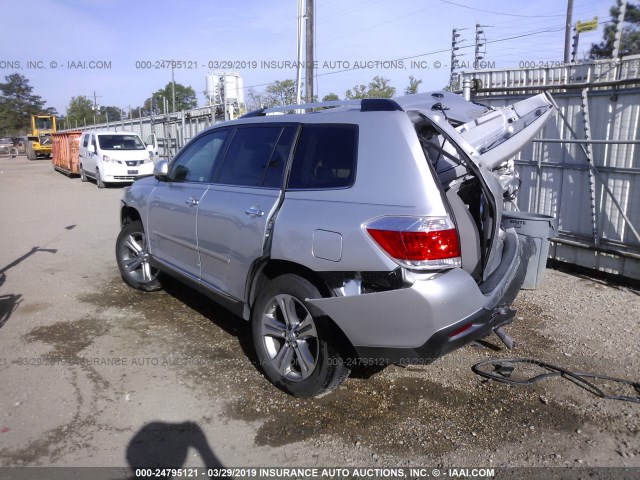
(116, 92, 555, 397)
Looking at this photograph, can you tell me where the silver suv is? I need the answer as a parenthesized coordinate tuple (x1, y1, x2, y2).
(116, 92, 555, 397)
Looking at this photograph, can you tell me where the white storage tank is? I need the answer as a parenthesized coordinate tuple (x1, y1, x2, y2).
(205, 72, 244, 106)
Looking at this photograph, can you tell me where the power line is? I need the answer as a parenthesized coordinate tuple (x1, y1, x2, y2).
(277, 25, 569, 85)
(439, 0, 565, 18)
(318, 1, 439, 45)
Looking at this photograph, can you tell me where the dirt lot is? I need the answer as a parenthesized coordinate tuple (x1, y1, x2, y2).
(0, 155, 638, 476)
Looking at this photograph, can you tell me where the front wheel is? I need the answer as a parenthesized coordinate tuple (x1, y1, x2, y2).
(252, 274, 350, 397)
(79, 164, 87, 182)
(96, 169, 105, 188)
(115, 220, 162, 292)
(26, 142, 36, 161)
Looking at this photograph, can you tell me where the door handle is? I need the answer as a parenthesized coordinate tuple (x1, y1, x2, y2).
(185, 198, 199, 206)
(245, 206, 264, 217)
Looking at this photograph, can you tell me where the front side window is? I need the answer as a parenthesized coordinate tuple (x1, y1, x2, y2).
(168, 129, 228, 183)
(82, 135, 89, 148)
(98, 135, 145, 150)
(217, 126, 292, 188)
(288, 125, 358, 189)
(35, 118, 53, 130)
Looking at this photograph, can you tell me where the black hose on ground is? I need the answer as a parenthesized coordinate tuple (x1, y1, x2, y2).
(472, 358, 640, 404)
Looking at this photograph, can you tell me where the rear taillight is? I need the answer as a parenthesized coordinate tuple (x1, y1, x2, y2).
(365, 216, 461, 270)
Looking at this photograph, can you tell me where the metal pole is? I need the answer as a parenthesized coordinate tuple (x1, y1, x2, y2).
(612, 0, 628, 59)
(295, 0, 303, 104)
(450, 29, 460, 88)
(171, 62, 176, 113)
(223, 76, 228, 121)
(563, 0, 574, 64)
(462, 79, 473, 100)
(305, 0, 314, 103)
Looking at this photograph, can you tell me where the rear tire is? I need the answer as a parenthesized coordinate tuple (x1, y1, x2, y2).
(252, 274, 350, 397)
(115, 220, 162, 292)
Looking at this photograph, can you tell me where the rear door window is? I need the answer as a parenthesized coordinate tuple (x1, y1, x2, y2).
(287, 124, 358, 189)
(216, 126, 295, 188)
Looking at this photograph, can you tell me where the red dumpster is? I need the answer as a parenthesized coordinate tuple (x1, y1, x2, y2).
(52, 131, 82, 176)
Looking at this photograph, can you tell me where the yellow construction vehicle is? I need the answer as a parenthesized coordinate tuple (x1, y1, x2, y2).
(26, 114, 57, 160)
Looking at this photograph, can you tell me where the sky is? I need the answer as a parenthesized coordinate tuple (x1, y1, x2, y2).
(0, 0, 614, 115)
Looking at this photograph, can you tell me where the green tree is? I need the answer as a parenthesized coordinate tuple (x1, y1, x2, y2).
(367, 76, 396, 98)
(322, 93, 340, 101)
(590, 1, 640, 58)
(345, 76, 396, 99)
(265, 79, 297, 106)
(100, 106, 126, 122)
(404, 75, 422, 95)
(345, 84, 368, 99)
(0, 73, 56, 135)
(65, 96, 95, 126)
(141, 82, 198, 115)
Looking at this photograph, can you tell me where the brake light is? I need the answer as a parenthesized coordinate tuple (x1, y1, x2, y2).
(365, 216, 461, 270)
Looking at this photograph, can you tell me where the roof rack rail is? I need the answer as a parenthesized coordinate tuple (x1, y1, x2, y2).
(263, 99, 361, 113)
(240, 108, 267, 118)
(241, 98, 404, 117)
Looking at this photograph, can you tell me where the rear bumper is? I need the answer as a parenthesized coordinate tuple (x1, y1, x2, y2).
(355, 305, 517, 365)
(307, 228, 534, 363)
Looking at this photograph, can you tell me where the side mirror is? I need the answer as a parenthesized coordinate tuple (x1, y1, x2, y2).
(154, 160, 169, 181)
(145, 144, 154, 151)
(88, 144, 96, 154)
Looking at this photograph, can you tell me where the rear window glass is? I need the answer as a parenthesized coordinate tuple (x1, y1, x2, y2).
(98, 135, 145, 150)
(288, 125, 358, 189)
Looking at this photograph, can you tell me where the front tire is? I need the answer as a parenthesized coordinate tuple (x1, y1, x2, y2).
(115, 220, 162, 292)
(26, 142, 36, 161)
(80, 164, 88, 182)
(96, 168, 105, 188)
(252, 274, 350, 397)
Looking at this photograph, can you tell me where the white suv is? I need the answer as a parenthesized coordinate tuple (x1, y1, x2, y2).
(78, 131, 154, 188)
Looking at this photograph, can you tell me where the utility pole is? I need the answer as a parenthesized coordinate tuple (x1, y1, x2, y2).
(474, 22, 484, 69)
(563, 0, 574, 64)
(612, 0, 628, 58)
(450, 28, 465, 89)
(305, 0, 314, 103)
(92, 91, 100, 125)
(571, 26, 580, 63)
(171, 63, 176, 113)
(295, 0, 304, 104)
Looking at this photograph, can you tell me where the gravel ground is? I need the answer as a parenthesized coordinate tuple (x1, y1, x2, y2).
(0, 155, 638, 476)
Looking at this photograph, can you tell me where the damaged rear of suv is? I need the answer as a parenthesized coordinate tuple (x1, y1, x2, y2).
(116, 91, 555, 397)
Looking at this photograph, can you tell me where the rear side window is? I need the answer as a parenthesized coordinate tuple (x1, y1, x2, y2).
(288, 125, 358, 189)
(217, 126, 294, 188)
